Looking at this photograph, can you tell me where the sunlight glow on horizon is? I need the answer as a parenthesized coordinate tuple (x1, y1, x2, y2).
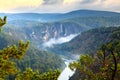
(63, 0, 79, 4)
(0, 0, 43, 12)
(0, 0, 120, 13)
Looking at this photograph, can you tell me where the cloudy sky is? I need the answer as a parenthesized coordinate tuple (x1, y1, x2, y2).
(0, 0, 120, 13)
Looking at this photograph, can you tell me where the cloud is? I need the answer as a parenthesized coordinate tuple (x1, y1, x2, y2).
(63, 0, 79, 4)
(42, 0, 62, 5)
(32, 0, 82, 13)
(0, 0, 43, 12)
(43, 34, 78, 48)
(0, 0, 120, 13)
(80, 0, 96, 4)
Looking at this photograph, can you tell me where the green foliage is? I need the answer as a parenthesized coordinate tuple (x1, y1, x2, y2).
(15, 48, 64, 73)
(69, 54, 95, 80)
(63, 16, 120, 28)
(0, 16, 62, 80)
(15, 68, 61, 80)
(16, 68, 35, 80)
(0, 16, 6, 32)
(0, 31, 64, 73)
(55, 27, 120, 55)
(0, 16, 30, 79)
(39, 69, 61, 80)
(69, 41, 120, 80)
(79, 54, 94, 66)
(0, 40, 29, 60)
(0, 41, 29, 79)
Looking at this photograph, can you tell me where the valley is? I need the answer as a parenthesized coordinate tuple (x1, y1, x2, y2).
(0, 9, 120, 80)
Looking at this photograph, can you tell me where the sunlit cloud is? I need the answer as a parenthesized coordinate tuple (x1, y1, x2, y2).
(0, 0, 120, 13)
(42, 0, 62, 5)
(0, 0, 43, 12)
(102, 0, 120, 8)
(63, 0, 79, 4)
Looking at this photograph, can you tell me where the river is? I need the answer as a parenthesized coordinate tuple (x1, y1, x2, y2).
(58, 60, 75, 80)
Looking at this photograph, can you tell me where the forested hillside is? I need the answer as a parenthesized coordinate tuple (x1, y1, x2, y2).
(0, 31, 64, 73)
(2, 16, 120, 49)
(0, 9, 120, 80)
(52, 27, 120, 55)
(0, 10, 120, 45)
(0, 16, 63, 80)
(69, 27, 120, 80)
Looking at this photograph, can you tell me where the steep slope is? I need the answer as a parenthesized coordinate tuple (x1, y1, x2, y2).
(69, 27, 120, 80)
(4, 15, 120, 45)
(62, 16, 120, 28)
(0, 32, 65, 73)
(3, 21, 86, 45)
(1, 10, 120, 55)
(52, 27, 120, 55)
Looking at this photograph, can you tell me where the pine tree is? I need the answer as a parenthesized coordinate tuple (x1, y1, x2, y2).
(0, 16, 6, 32)
(15, 68, 61, 80)
(0, 16, 30, 79)
(0, 16, 61, 80)
(69, 41, 120, 80)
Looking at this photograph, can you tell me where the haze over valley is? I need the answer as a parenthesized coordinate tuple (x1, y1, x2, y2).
(0, 0, 120, 80)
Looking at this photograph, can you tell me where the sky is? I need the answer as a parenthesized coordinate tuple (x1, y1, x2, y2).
(0, 0, 120, 13)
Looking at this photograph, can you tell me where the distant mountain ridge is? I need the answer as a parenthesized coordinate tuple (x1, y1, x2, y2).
(0, 9, 119, 48)
(0, 10, 120, 22)
(0, 10, 120, 53)
(65, 10, 120, 17)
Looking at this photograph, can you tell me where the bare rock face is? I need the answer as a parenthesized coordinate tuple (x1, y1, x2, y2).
(40, 23, 84, 42)
(4, 21, 86, 46)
